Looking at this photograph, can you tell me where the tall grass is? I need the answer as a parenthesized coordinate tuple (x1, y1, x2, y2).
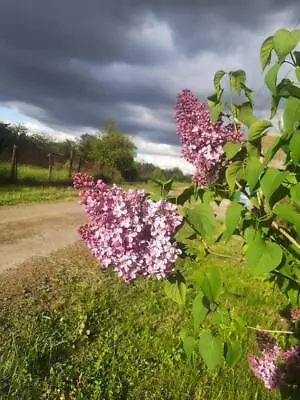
(0, 162, 70, 185)
(0, 240, 284, 399)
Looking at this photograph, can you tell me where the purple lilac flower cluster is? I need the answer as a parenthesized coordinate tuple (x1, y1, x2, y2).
(248, 329, 300, 389)
(73, 173, 182, 282)
(175, 89, 243, 186)
(291, 308, 300, 322)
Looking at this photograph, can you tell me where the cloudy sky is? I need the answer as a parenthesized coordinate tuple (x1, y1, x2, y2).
(0, 0, 299, 172)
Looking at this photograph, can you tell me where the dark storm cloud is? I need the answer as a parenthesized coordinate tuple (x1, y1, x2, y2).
(0, 0, 299, 144)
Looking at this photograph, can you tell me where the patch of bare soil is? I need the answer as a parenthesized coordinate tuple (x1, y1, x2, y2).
(0, 200, 87, 273)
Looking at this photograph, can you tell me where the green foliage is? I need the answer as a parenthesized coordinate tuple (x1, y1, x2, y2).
(164, 272, 187, 307)
(283, 97, 300, 135)
(273, 203, 300, 230)
(289, 130, 300, 164)
(192, 291, 209, 328)
(273, 29, 300, 61)
(246, 228, 283, 274)
(222, 202, 244, 241)
(265, 63, 281, 95)
(0, 242, 284, 400)
(260, 168, 287, 203)
(260, 36, 274, 70)
(78, 122, 136, 180)
(173, 26, 300, 381)
(237, 102, 256, 128)
(291, 183, 300, 205)
(198, 331, 223, 370)
(245, 156, 264, 193)
(225, 161, 243, 191)
(223, 142, 242, 160)
(247, 120, 272, 142)
(185, 202, 217, 238)
(225, 341, 243, 368)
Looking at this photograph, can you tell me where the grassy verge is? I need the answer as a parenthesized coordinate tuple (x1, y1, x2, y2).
(0, 162, 70, 184)
(0, 185, 78, 206)
(0, 180, 184, 207)
(0, 241, 284, 399)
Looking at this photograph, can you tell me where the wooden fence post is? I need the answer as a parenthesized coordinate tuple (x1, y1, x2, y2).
(48, 152, 53, 182)
(10, 144, 18, 182)
(68, 149, 73, 179)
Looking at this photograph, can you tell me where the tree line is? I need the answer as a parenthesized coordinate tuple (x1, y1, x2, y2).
(0, 121, 191, 183)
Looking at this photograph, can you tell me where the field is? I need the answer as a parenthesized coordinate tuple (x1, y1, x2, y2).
(0, 162, 75, 206)
(0, 162, 71, 184)
(0, 163, 164, 206)
(0, 177, 286, 399)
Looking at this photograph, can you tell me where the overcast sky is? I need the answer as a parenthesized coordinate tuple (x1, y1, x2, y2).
(0, 0, 299, 172)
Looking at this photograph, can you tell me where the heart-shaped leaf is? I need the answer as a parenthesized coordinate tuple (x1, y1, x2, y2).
(246, 229, 283, 274)
(198, 331, 223, 370)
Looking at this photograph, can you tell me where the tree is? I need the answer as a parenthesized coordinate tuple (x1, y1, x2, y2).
(78, 121, 136, 179)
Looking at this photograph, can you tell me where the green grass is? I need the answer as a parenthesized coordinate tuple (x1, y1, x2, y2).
(0, 178, 182, 207)
(0, 185, 78, 206)
(0, 162, 70, 184)
(0, 240, 285, 399)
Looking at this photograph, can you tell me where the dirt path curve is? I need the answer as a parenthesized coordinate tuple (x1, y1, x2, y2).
(0, 200, 87, 273)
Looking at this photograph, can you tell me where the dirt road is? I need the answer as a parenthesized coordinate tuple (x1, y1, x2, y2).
(0, 200, 87, 273)
(0, 196, 230, 275)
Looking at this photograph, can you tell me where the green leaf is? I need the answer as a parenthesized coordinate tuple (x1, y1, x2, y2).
(210, 102, 224, 122)
(214, 70, 226, 96)
(289, 130, 300, 164)
(225, 341, 243, 367)
(273, 203, 300, 230)
(202, 191, 214, 204)
(206, 266, 223, 301)
(162, 178, 173, 194)
(270, 96, 280, 118)
(296, 67, 300, 81)
(264, 63, 281, 95)
(291, 28, 300, 46)
(237, 102, 256, 128)
(208, 93, 224, 122)
(283, 97, 300, 135)
(229, 70, 246, 93)
(198, 275, 214, 303)
(245, 156, 264, 192)
(263, 136, 282, 166)
(260, 36, 273, 71)
(222, 202, 244, 241)
(186, 203, 216, 238)
(246, 229, 283, 274)
(248, 120, 272, 142)
(260, 168, 287, 203)
(225, 161, 243, 192)
(192, 292, 209, 328)
(241, 83, 254, 103)
(211, 308, 230, 325)
(181, 334, 197, 362)
(164, 274, 187, 307)
(273, 29, 299, 61)
(223, 142, 241, 160)
(277, 79, 300, 99)
(176, 186, 194, 205)
(198, 331, 223, 370)
(291, 183, 300, 205)
(294, 51, 300, 67)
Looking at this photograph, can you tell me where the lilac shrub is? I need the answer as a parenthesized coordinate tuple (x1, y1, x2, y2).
(175, 89, 243, 186)
(73, 173, 182, 282)
(248, 330, 300, 389)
